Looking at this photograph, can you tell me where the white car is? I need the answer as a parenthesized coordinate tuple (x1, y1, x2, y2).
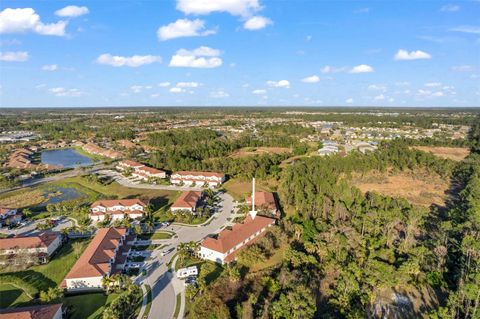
(160, 247, 174, 256)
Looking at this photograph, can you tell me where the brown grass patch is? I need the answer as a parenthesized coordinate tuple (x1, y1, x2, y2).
(351, 170, 449, 207)
(412, 146, 470, 161)
(230, 147, 291, 158)
(223, 178, 278, 201)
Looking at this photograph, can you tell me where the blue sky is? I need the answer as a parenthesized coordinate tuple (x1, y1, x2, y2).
(0, 0, 479, 107)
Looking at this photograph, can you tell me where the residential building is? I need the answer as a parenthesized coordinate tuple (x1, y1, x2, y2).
(82, 143, 123, 159)
(0, 303, 63, 319)
(0, 207, 22, 227)
(0, 232, 62, 264)
(63, 228, 135, 291)
(199, 214, 275, 264)
(318, 140, 339, 156)
(171, 191, 202, 213)
(132, 166, 166, 180)
(89, 199, 147, 222)
(116, 160, 166, 181)
(245, 192, 279, 217)
(171, 171, 226, 187)
(116, 160, 144, 171)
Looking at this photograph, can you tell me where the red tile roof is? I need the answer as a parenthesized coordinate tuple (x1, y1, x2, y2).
(201, 215, 275, 254)
(0, 303, 62, 319)
(118, 160, 144, 168)
(246, 192, 278, 212)
(64, 228, 130, 280)
(0, 207, 15, 215)
(91, 199, 147, 209)
(0, 232, 60, 251)
(171, 191, 202, 209)
(173, 171, 225, 178)
(136, 166, 165, 175)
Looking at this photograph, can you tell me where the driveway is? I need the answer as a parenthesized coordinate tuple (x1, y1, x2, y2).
(136, 192, 235, 319)
(0, 217, 74, 236)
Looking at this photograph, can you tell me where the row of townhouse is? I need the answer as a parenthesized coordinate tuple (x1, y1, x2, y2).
(0, 232, 63, 265)
(63, 227, 135, 291)
(116, 160, 166, 181)
(117, 160, 226, 187)
(89, 199, 148, 222)
(82, 143, 123, 159)
(0, 207, 22, 227)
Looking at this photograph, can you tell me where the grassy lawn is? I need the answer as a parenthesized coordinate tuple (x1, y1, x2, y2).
(175, 256, 205, 271)
(142, 285, 152, 319)
(0, 283, 32, 308)
(151, 231, 174, 240)
(173, 293, 181, 319)
(0, 239, 90, 293)
(64, 292, 119, 319)
(71, 146, 109, 162)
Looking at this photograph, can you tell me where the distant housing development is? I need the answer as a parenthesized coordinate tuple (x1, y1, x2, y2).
(89, 199, 147, 222)
(64, 228, 134, 291)
(171, 191, 203, 213)
(171, 171, 226, 187)
(0, 232, 62, 264)
(0, 303, 63, 319)
(83, 142, 123, 159)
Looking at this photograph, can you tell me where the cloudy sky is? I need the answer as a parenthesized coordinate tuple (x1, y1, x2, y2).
(0, 0, 479, 107)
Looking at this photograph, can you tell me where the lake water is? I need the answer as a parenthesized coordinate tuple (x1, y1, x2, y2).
(41, 187, 85, 206)
(41, 148, 92, 168)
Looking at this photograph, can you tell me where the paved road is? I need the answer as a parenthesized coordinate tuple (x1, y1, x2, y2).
(135, 192, 235, 319)
(0, 217, 74, 236)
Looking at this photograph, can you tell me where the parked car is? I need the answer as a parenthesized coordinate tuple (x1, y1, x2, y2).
(160, 247, 174, 256)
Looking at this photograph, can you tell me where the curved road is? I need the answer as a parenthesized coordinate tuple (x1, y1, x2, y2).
(135, 192, 235, 319)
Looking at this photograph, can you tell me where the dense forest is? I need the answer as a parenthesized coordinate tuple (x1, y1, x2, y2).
(187, 119, 480, 319)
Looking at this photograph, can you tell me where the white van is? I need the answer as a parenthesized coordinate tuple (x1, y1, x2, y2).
(176, 266, 198, 279)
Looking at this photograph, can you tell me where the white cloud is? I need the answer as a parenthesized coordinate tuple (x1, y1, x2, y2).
(169, 46, 222, 68)
(210, 89, 229, 98)
(48, 87, 85, 97)
(244, 16, 272, 30)
(374, 94, 385, 101)
(440, 4, 460, 12)
(158, 82, 171, 87)
(451, 65, 473, 72)
(0, 8, 67, 36)
(176, 81, 201, 88)
(321, 65, 348, 73)
(96, 54, 161, 67)
(394, 49, 432, 61)
(301, 75, 320, 83)
(42, 64, 58, 71)
(170, 87, 185, 93)
(306, 35, 312, 41)
(157, 19, 215, 41)
(266, 80, 290, 88)
(368, 84, 386, 91)
(252, 89, 266, 95)
(55, 5, 89, 17)
(176, 0, 261, 17)
(130, 85, 144, 93)
(350, 64, 374, 73)
(450, 26, 480, 34)
(345, 98, 354, 103)
(425, 82, 442, 87)
(0, 51, 28, 62)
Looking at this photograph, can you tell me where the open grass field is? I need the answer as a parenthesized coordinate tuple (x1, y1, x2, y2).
(412, 146, 470, 161)
(230, 147, 292, 158)
(223, 178, 278, 201)
(0, 188, 48, 209)
(64, 292, 119, 319)
(351, 170, 450, 207)
(0, 283, 32, 308)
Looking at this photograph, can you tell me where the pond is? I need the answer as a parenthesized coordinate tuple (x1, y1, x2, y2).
(40, 186, 85, 207)
(41, 148, 92, 168)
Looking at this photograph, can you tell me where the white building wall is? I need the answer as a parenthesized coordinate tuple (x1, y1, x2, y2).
(52, 306, 63, 319)
(198, 246, 226, 264)
(66, 276, 104, 291)
(46, 236, 62, 256)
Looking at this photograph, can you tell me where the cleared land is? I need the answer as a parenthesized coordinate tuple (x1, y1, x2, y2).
(413, 146, 470, 161)
(223, 178, 278, 201)
(230, 147, 291, 158)
(351, 170, 449, 207)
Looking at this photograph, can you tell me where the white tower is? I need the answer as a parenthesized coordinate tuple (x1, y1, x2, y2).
(249, 177, 257, 219)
